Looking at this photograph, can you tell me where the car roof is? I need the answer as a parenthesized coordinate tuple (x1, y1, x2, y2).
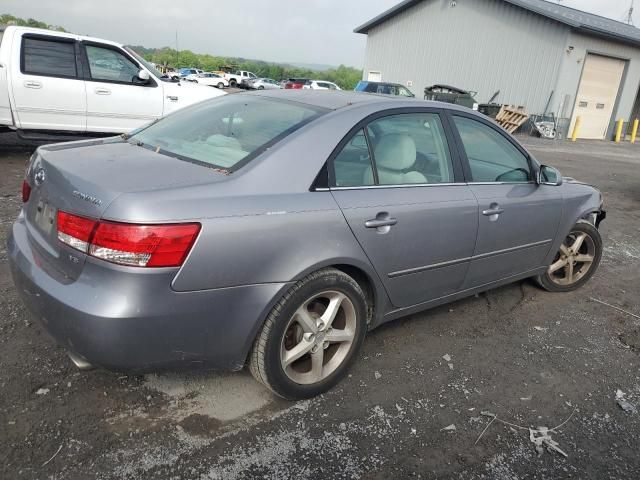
(359, 81, 407, 88)
(246, 89, 464, 111)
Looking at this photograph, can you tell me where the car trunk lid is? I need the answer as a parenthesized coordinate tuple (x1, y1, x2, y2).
(23, 139, 223, 281)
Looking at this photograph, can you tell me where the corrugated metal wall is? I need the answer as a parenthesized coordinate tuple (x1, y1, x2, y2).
(557, 30, 640, 137)
(362, 0, 569, 112)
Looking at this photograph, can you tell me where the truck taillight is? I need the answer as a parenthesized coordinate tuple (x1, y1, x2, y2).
(22, 180, 31, 202)
(57, 211, 200, 268)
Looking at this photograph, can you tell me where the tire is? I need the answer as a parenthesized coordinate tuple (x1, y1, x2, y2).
(230, 79, 237, 87)
(249, 268, 367, 400)
(537, 220, 602, 292)
(258, 86, 264, 90)
(217, 83, 224, 89)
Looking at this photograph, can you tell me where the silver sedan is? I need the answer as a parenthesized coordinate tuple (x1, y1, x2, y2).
(8, 90, 605, 399)
(247, 78, 282, 90)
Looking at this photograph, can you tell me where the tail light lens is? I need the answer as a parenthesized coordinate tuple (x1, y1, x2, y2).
(22, 180, 32, 202)
(57, 211, 200, 268)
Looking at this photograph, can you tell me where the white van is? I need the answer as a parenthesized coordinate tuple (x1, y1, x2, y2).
(0, 26, 225, 137)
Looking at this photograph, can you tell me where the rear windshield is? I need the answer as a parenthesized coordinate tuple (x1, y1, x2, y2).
(130, 95, 326, 170)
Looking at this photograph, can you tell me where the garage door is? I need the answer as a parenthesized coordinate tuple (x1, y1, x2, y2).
(570, 54, 625, 140)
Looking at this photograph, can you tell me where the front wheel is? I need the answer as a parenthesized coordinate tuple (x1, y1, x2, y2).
(217, 82, 224, 89)
(249, 268, 367, 400)
(229, 79, 237, 87)
(537, 220, 602, 292)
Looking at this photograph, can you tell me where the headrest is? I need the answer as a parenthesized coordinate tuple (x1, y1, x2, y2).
(374, 134, 416, 171)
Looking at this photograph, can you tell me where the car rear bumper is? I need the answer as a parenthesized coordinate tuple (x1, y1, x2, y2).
(7, 216, 289, 372)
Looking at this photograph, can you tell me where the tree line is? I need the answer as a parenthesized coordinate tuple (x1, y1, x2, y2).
(0, 13, 66, 31)
(131, 45, 363, 90)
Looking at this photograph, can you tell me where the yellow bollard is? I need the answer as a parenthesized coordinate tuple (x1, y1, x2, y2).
(615, 119, 624, 143)
(631, 119, 639, 144)
(571, 116, 581, 141)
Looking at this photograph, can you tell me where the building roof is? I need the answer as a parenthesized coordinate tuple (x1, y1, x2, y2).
(354, 0, 640, 47)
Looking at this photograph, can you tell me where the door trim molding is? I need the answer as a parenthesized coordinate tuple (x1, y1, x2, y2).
(388, 238, 552, 278)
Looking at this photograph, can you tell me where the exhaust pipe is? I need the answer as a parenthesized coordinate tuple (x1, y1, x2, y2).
(68, 351, 94, 370)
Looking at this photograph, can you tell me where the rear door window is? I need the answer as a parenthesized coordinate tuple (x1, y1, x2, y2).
(332, 112, 455, 187)
(22, 37, 78, 78)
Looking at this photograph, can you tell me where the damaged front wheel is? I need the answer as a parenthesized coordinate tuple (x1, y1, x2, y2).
(537, 220, 602, 292)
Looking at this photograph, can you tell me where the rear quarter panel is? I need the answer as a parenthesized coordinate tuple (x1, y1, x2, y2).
(170, 192, 380, 292)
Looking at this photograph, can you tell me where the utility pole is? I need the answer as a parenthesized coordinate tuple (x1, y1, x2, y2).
(627, 0, 635, 25)
(175, 30, 179, 67)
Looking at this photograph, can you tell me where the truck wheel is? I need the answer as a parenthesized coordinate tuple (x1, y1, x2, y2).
(536, 220, 602, 292)
(230, 79, 237, 87)
(249, 268, 367, 400)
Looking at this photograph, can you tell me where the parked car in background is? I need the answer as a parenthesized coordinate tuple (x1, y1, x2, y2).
(225, 70, 257, 87)
(9, 90, 605, 400)
(191, 73, 229, 88)
(424, 84, 479, 111)
(284, 78, 310, 89)
(0, 26, 225, 136)
(180, 68, 203, 80)
(305, 80, 341, 90)
(246, 78, 281, 90)
(355, 81, 415, 97)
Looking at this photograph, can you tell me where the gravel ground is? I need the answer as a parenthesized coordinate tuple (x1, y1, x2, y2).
(1, 134, 639, 479)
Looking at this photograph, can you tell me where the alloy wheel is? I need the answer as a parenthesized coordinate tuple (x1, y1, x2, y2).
(548, 230, 597, 286)
(280, 290, 356, 385)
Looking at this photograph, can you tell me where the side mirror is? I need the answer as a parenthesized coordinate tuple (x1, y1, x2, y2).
(137, 69, 150, 83)
(538, 165, 563, 186)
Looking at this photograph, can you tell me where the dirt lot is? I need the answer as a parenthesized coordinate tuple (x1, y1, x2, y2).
(1, 133, 639, 479)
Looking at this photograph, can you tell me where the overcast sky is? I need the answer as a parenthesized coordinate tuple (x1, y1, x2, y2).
(3, 0, 638, 67)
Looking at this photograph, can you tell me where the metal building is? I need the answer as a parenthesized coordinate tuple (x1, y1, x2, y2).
(355, 0, 640, 140)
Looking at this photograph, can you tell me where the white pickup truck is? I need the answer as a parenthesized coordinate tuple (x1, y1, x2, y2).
(224, 70, 257, 88)
(0, 26, 225, 138)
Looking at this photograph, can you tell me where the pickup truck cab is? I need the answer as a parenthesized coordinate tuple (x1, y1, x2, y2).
(224, 70, 257, 88)
(0, 26, 225, 136)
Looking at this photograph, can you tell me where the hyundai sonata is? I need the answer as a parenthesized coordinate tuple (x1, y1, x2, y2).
(8, 90, 605, 399)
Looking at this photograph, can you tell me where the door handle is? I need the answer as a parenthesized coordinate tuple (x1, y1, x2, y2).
(166, 95, 179, 101)
(482, 205, 505, 216)
(94, 88, 111, 95)
(24, 80, 42, 89)
(365, 217, 398, 229)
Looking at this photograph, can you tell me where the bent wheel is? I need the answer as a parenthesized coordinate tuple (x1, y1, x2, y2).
(537, 220, 602, 292)
(249, 268, 367, 400)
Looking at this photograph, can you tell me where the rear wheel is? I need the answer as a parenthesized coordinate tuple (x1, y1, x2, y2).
(537, 220, 602, 292)
(258, 86, 265, 90)
(230, 79, 237, 87)
(217, 82, 224, 89)
(249, 268, 367, 400)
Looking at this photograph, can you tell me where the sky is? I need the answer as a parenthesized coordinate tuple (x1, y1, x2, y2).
(3, 0, 639, 67)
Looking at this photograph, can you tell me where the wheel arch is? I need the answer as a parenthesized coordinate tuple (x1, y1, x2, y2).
(239, 259, 389, 368)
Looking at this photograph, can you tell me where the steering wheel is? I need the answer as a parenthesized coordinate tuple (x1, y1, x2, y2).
(495, 168, 530, 182)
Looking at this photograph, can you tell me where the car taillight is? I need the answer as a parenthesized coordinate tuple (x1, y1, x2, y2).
(22, 180, 31, 202)
(57, 211, 98, 252)
(56, 211, 200, 268)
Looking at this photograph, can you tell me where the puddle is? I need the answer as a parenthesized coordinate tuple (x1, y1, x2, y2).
(144, 370, 274, 422)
